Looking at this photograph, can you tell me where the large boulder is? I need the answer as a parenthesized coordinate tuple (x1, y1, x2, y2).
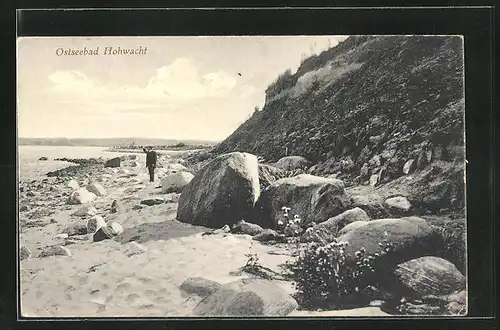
(193, 278, 298, 316)
(177, 152, 260, 228)
(255, 174, 351, 228)
(180, 277, 221, 298)
(161, 171, 194, 194)
(105, 157, 121, 168)
(67, 188, 97, 205)
(275, 155, 312, 171)
(300, 207, 370, 243)
(337, 217, 439, 268)
(338, 220, 370, 236)
(393, 256, 466, 297)
(347, 188, 389, 218)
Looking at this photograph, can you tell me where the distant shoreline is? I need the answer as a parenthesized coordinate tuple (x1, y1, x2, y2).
(106, 148, 205, 156)
(18, 138, 219, 149)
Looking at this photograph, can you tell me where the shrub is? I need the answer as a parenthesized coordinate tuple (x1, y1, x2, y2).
(430, 219, 466, 274)
(265, 69, 297, 100)
(281, 239, 394, 309)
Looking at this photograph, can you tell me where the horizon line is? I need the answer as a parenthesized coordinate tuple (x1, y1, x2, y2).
(18, 136, 222, 142)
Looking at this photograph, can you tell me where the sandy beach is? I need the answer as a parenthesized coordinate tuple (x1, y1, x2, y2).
(19, 152, 349, 317)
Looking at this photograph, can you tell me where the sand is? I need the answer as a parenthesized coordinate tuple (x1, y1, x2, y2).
(19, 155, 388, 317)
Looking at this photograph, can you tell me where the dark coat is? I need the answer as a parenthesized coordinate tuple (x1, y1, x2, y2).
(145, 150, 157, 167)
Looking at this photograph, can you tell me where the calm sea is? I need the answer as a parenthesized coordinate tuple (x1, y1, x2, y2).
(18, 145, 198, 181)
(18, 146, 132, 181)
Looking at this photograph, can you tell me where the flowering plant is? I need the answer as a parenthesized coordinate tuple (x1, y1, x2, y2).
(281, 239, 394, 309)
(277, 206, 303, 237)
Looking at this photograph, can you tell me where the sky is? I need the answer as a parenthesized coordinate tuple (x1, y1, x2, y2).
(17, 36, 347, 142)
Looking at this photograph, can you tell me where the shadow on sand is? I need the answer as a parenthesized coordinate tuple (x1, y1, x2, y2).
(116, 217, 207, 244)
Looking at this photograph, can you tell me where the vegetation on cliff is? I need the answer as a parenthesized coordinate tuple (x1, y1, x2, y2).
(212, 35, 465, 214)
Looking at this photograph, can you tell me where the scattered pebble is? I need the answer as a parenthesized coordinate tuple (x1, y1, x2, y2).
(38, 246, 71, 258)
(140, 198, 165, 206)
(87, 215, 107, 234)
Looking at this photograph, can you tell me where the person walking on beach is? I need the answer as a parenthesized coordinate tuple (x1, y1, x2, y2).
(143, 146, 157, 182)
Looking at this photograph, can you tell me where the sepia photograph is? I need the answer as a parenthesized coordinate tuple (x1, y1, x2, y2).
(17, 35, 466, 318)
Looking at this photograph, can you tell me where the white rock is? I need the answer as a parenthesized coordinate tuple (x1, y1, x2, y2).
(164, 193, 181, 203)
(403, 159, 416, 175)
(168, 163, 187, 171)
(67, 179, 80, 190)
(87, 182, 107, 197)
(87, 215, 107, 234)
(107, 222, 124, 235)
(369, 174, 379, 187)
(384, 196, 412, 212)
(67, 188, 97, 205)
(161, 171, 194, 193)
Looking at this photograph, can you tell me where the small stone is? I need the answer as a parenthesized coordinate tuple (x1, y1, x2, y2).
(140, 198, 165, 206)
(369, 174, 379, 187)
(54, 233, 69, 239)
(384, 196, 412, 212)
(110, 200, 118, 213)
(86, 182, 107, 197)
(38, 246, 71, 258)
(62, 222, 88, 236)
(93, 222, 123, 242)
(403, 159, 416, 175)
(252, 229, 286, 242)
(105, 157, 121, 168)
(87, 215, 107, 234)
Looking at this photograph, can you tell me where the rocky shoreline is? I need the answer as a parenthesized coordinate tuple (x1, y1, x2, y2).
(19, 151, 466, 317)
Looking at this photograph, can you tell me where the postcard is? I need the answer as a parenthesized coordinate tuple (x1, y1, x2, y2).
(17, 35, 466, 318)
